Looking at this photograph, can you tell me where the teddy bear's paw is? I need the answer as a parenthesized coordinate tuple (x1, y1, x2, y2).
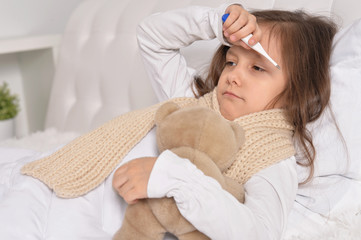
(113, 217, 165, 240)
(114, 200, 167, 240)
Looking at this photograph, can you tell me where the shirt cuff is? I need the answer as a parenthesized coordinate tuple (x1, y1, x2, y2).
(214, 3, 231, 46)
(215, 2, 245, 47)
(147, 150, 201, 198)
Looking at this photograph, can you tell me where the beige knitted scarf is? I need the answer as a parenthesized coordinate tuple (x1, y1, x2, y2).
(21, 89, 295, 198)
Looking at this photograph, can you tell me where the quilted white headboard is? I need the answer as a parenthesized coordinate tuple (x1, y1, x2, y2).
(45, 0, 361, 133)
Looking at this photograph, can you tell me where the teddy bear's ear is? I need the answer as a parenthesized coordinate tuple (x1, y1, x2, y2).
(230, 122, 246, 148)
(155, 102, 180, 125)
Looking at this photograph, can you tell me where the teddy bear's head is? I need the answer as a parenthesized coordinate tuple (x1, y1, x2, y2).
(155, 102, 245, 171)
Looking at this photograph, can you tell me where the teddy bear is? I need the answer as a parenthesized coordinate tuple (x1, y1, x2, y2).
(113, 102, 246, 240)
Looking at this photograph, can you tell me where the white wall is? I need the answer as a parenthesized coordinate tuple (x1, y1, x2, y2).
(0, 0, 86, 138)
(0, 0, 86, 38)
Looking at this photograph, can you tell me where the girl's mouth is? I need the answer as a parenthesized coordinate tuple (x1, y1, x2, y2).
(223, 91, 243, 100)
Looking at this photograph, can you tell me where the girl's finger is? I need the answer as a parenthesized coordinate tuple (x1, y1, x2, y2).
(113, 163, 128, 177)
(112, 163, 129, 184)
(224, 15, 248, 36)
(117, 181, 134, 199)
(239, 41, 252, 50)
(229, 23, 255, 42)
(222, 12, 240, 30)
(128, 199, 139, 205)
(113, 175, 128, 189)
(250, 24, 262, 46)
(123, 188, 141, 205)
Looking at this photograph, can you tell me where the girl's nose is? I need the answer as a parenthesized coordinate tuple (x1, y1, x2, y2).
(227, 70, 242, 86)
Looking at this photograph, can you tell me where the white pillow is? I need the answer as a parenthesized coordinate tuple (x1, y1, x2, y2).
(290, 19, 361, 217)
(301, 19, 361, 181)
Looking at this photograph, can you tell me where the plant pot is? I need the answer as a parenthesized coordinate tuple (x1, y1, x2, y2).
(0, 118, 14, 141)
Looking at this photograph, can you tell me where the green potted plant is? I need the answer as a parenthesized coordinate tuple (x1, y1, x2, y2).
(0, 82, 20, 140)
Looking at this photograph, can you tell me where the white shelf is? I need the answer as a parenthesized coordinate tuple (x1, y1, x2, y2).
(0, 35, 61, 55)
(0, 35, 61, 137)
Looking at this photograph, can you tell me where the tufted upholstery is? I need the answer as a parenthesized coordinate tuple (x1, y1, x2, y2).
(45, 0, 361, 134)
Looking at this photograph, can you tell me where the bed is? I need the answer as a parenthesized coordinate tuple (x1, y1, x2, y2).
(0, 0, 361, 239)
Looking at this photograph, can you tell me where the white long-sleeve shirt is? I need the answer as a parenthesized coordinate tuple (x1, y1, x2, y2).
(137, 4, 299, 240)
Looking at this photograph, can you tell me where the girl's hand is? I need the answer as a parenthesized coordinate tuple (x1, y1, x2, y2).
(112, 157, 157, 204)
(223, 4, 262, 49)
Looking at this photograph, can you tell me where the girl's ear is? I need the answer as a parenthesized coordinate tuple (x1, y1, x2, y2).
(155, 102, 180, 125)
(230, 122, 246, 148)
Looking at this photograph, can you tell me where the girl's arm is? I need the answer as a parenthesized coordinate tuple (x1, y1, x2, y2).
(148, 150, 298, 240)
(137, 3, 260, 101)
(137, 4, 232, 101)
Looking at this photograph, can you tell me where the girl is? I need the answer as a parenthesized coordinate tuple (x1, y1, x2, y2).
(8, 3, 336, 240)
(112, 3, 337, 240)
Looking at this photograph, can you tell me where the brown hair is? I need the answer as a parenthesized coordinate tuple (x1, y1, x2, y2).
(193, 10, 338, 183)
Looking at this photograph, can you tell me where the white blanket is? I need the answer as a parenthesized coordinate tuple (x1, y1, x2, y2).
(1, 129, 361, 240)
(0, 129, 158, 240)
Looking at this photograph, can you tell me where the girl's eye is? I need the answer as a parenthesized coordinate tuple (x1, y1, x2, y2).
(253, 65, 265, 72)
(225, 61, 236, 66)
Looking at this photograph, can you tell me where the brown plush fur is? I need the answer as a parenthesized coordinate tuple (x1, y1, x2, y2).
(113, 102, 245, 240)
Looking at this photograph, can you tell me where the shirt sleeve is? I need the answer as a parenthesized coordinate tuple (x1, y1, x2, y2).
(148, 150, 298, 240)
(136, 4, 230, 101)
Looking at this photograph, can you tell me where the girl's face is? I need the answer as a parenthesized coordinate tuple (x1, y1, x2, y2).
(217, 27, 287, 121)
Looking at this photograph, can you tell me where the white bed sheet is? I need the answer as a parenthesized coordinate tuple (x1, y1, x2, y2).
(0, 131, 361, 240)
(0, 128, 163, 240)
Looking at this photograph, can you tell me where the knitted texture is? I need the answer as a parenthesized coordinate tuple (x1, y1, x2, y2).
(21, 98, 197, 198)
(205, 90, 295, 183)
(21, 89, 295, 198)
(226, 111, 295, 183)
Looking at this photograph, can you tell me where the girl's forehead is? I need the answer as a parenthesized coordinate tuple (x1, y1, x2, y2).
(258, 26, 283, 66)
(227, 29, 283, 68)
(259, 25, 281, 51)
